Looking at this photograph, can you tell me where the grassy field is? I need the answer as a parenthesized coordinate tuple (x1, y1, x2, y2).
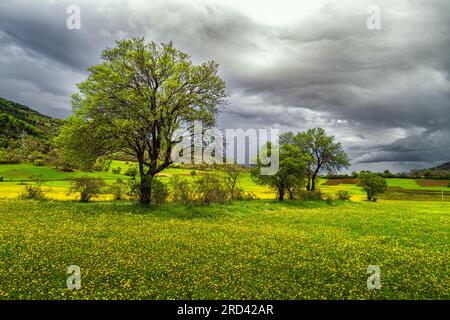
(1, 163, 449, 201)
(0, 199, 448, 300)
(0, 163, 448, 300)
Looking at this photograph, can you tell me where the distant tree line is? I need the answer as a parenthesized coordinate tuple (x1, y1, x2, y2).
(324, 167, 450, 180)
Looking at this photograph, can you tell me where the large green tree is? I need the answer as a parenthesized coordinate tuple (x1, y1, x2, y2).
(280, 128, 350, 191)
(57, 38, 226, 205)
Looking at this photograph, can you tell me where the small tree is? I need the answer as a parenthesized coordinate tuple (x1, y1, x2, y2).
(69, 177, 106, 202)
(358, 172, 388, 202)
(280, 128, 350, 191)
(252, 143, 307, 201)
(223, 164, 245, 200)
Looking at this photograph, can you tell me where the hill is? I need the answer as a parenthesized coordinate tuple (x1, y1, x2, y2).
(435, 162, 450, 171)
(0, 96, 61, 163)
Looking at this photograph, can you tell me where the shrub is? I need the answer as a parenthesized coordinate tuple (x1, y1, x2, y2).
(27, 151, 44, 163)
(195, 173, 230, 204)
(151, 179, 169, 206)
(33, 159, 45, 167)
(126, 180, 141, 201)
(336, 190, 351, 200)
(324, 193, 335, 204)
(19, 181, 46, 201)
(92, 163, 104, 172)
(0, 176, 3, 182)
(125, 165, 138, 179)
(112, 167, 122, 175)
(297, 190, 324, 201)
(170, 176, 195, 205)
(69, 177, 106, 202)
(223, 164, 246, 200)
(91, 158, 112, 172)
(108, 180, 127, 201)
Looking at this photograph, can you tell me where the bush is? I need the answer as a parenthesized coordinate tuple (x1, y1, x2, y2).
(69, 177, 106, 202)
(108, 180, 127, 201)
(324, 193, 335, 204)
(92, 163, 103, 172)
(125, 165, 138, 179)
(297, 190, 324, 201)
(195, 173, 230, 204)
(0, 176, 3, 182)
(170, 176, 195, 205)
(33, 159, 45, 167)
(125, 180, 141, 201)
(111, 167, 122, 175)
(19, 181, 46, 201)
(151, 179, 169, 206)
(91, 158, 112, 172)
(336, 190, 351, 200)
(27, 151, 44, 163)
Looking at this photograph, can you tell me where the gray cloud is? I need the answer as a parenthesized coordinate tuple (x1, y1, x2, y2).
(0, 0, 449, 172)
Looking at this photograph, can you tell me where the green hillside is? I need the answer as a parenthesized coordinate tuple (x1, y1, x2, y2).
(0, 97, 61, 163)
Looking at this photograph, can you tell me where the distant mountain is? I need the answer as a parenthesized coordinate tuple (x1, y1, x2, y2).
(434, 162, 450, 171)
(0, 97, 61, 160)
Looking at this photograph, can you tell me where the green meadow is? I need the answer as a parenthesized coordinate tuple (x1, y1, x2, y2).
(0, 199, 448, 300)
(0, 163, 449, 299)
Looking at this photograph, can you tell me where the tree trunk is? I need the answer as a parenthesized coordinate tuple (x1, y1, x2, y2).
(311, 175, 316, 191)
(139, 174, 154, 206)
(288, 188, 293, 200)
(278, 187, 285, 201)
(306, 178, 311, 191)
(311, 169, 320, 191)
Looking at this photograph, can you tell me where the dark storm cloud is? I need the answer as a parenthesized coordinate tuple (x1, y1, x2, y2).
(0, 0, 449, 171)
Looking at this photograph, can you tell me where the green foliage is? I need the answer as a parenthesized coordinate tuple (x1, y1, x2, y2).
(0, 97, 61, 162)
(297, 190, 324, 201)
(111, 167, 122, 175)
(124, 165, 138, 178)
(151, 179, 169, 206)
(324, 193, 335, 204)
(280, 128, 350, 191)
(19, 180, 47, 201)
(252, 143, 307, 201)
(56, 38, 226, 205)
(195, 173, 230, 205)
(358, 172, 388, 202)
(336, 190, 351, 200)
(125, 180, 141, 201)
(69, 177, 106, 203)
(170, 176, 195, 205)
(33, 159, 45, 166)
(223, 164, 245, 200)
(108, 180, 127, 201)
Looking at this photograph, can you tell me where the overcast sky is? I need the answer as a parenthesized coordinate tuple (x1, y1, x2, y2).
(0, 0, 449, 172)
